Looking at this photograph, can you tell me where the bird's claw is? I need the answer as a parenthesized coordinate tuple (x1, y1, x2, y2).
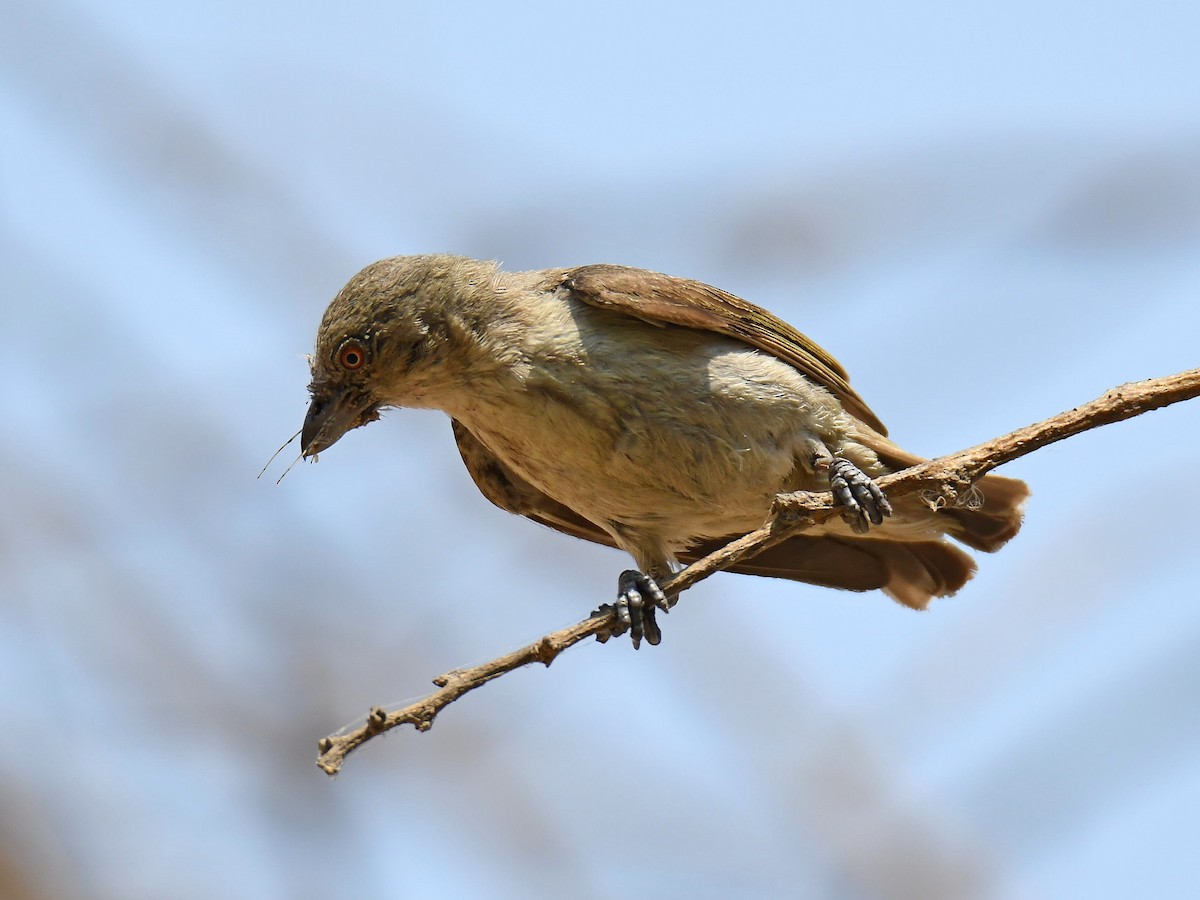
(594, 570, 670, 648)
(828, 456, 892, 533)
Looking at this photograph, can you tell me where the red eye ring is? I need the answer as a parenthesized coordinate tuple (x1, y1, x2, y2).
(337, 340, 366, 370)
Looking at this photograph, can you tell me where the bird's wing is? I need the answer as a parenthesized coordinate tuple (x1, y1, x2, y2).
(451, 419, 621, 549)
(563, 264, 888, 435)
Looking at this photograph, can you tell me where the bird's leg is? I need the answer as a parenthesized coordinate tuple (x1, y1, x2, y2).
(809, 446, 893, 534)
(595, 570, 670, 649)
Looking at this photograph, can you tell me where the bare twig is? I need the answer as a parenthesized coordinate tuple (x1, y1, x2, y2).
(317, 368, 1200, 775)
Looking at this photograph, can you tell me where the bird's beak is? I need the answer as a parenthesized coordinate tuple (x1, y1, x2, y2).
(301, 388, 379, 457)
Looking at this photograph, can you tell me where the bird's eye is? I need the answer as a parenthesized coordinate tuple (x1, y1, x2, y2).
(337, 340, 366, 370)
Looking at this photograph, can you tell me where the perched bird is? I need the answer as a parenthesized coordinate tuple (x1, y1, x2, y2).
(301, 255, 1027, 646)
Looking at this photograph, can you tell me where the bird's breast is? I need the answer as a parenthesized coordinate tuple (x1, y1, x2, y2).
(452, 333, 820, 542)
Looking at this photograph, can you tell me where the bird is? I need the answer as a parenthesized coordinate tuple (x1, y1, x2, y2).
(300, 254, 1028, 647)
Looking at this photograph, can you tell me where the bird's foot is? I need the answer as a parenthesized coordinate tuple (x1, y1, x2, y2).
(828, 456, 893, 534)
(593, 570, 670, 649)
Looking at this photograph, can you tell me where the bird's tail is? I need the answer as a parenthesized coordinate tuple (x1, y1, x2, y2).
(679, 433, 1029, 610)
(861, 433, 1030, 553)
(690, 533, 976, 610)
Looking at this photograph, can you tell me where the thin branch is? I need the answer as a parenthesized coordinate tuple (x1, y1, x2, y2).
(318, 367, 1200, 775)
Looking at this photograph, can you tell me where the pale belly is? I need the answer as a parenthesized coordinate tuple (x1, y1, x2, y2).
(472, 409, 793, 540)
(455, 341, 846, 548)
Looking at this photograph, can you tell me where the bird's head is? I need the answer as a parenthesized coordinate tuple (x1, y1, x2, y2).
(301, 254, 495, 458)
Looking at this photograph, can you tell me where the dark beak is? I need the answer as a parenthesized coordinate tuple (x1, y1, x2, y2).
(301, 388, 378, 457)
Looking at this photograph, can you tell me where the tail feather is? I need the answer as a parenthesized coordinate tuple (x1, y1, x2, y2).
(682, 533, 976, 610)
(862, 433, 1030, 554)
(679, 429, 1030, 611)
(872, 539, 976, 609)
(938, 471, 1029, 552)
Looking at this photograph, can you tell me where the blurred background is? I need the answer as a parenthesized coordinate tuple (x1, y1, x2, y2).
(3, 0, 1199, 897)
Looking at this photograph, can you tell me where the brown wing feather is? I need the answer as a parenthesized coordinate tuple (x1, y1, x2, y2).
(564, 264, 888, 435)
(451, 419, 619, 547)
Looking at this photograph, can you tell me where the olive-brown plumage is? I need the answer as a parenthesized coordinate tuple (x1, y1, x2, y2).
(303, 254, 1028, 645)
